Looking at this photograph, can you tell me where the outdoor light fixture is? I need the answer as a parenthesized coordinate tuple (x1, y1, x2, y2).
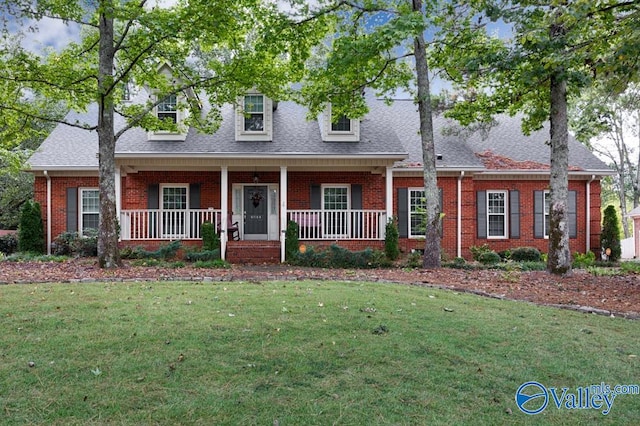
(253, 171, 259, 184)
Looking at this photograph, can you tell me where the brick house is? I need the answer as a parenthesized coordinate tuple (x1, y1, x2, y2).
(27, 87, 612, 263)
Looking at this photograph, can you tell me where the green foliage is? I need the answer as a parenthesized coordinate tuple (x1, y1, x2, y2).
(601, 205, 622, 262)
(285, 220, 299, 262)
(201, 222, 219, 251)
(121, 241, 182, 261)
(18, 200, 44, 254)
(510, 247, 542, 262)
(193, 259, 231, 269)
(469, 244, 492, 262)
(404, 251, 423, 268)
(572, 251, 596, 269)
(185, 250, 221, 262)
(3, 253, 68, 262)
(290, 244, 391, 269)
(478, 251, 501, 265)
(384, 218, 400, 261)
(587, 266, 623, 277)
(0, 233, 18, 255)
(52, 230, 98, 257)
(620, 261, 640, 274)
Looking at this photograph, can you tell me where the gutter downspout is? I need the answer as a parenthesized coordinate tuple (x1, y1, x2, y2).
(457, 171, 464, 258)
(43, 170, 52, 255)
(586, 174, 595, 253)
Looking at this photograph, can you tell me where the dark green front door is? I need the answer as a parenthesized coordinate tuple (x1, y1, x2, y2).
(244, 186, 268, 238)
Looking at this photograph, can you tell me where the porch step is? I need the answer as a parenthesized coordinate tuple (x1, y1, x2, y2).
(226, 240, 280, 264)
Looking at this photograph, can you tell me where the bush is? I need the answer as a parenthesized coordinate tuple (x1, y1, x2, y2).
(201, 222, 219, 251)
(384, 218, 400, 261)
(122, 241, 182, 260)
(193, 259, 231, 269)
(53, 230, 98, 257)
(18, 200, 44, 254)
(185, 249, 220, 262)
(470, 244, 492, 261)
(285, 220, 299, 262)
(620, 261, 640, 274)
(510, 247, 542, 262)
(478, 250, 501, 265)
(0, 233, 18, 255)
(290, 244, 391, 269)
(600, 205, 622, 262)
(572, 251, 596, 269)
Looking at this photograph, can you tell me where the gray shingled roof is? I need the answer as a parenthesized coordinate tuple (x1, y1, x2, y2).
(28, 92, 611, 174)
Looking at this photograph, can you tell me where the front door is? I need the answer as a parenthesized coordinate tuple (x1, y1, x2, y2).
(243, 186, 268, 239)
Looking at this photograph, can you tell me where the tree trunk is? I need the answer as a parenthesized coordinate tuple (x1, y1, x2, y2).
(547, 69, 571, 275)
(413, 0, 441, 269)
(97, 2, 122, 268)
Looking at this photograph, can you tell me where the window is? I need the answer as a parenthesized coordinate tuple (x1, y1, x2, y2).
(244, 95, 264, 132)
(122, 82, 131, 101)
(544, 190, 551, 238)
(487, 191, 507, 238)
(409, 189, 426, 237)
(157, 94, 177, 124)
(322, 185, 349, 237)
(331, 114, 351, 132)
(162, 185, 188, 238)
(80, 189, 99, 235)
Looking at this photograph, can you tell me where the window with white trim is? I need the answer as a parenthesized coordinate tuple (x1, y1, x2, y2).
(243, 94, 265, 132)
(157, 94, 178, 124)
(331, 114, 351, 132)
(409, 188, 426, 238)
(487, 190, 507, 238)
(161, 185, 188, 238)
(544, 190, 551, 238)
(80, 188, 99, 235)
(322, 185, 349, 237)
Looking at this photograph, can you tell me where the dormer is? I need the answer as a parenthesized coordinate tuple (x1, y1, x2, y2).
(319, 104, 360, 142)
(147, 63, 190, 141)
(235, 91, 273, 141)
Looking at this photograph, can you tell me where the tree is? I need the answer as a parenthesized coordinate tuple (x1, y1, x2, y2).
(601, 205, 622, 262)
(300, 0, 478, 268)
(571, 85, 640, 237)
(1, 0, 328, 267)
(18, 200, 44, 253)
(436, 0, 640, 274)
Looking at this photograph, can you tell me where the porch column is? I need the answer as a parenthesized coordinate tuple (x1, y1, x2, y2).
(221, 166, 229, 260)
(385, 166, 393, 230)
(280, 166, 288, 263)
(115, 167, 121, 239)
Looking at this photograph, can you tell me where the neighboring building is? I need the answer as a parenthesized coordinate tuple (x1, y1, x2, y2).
(27, 85, 612, 263)
(628, 206, 640, 259)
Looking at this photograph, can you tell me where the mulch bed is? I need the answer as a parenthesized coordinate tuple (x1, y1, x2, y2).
(1, 259, 638, 318)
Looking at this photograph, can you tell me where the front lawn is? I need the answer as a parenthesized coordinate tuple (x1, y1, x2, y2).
(1, 280, 638, 425)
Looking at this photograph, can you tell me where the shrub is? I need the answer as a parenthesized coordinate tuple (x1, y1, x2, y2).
(572, 251, 596, 269)
(201, 222, 219, 251)
(404, 251, 422, 268)
(0, 233, 18, 255)
(52, 230, 98, 257)
(185, 249, 220, 262)
(510, 247, 542, 262)
(600, 205, 622, 262)
(470, 244, 492, 261)
(478, 250, 501, 265)
(384, 218, 400, 261)
(620, 261, 640, 274)
(291, 244, 390, 269)
(285, 220, 299, 262)
(123, 241, 182, 260)
(193, 259, 231, 269)
(18, 200, 45, 254)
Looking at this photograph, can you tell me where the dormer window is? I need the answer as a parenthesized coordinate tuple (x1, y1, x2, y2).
(157, 94, 178, 124)
(236, 91, 273, 141)
(319, 104, 360, 142)
(331, 114, 351, 132)
(244, 95, 264, 131)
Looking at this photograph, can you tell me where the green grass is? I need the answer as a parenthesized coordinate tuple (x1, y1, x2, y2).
(1, 280, 638, 425)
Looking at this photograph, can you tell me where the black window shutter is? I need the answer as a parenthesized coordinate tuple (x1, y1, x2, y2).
(568, 190, 577, 238)
(476, 191, 487, 239)
(397, 188, 408, 238)
(534, 190, 545, 238)
(148, 184, 160, 209)
(189, 183, 201, 209)
(509, 190, 520, 239)
(310, 184, 321, 210)
(351, 184, 362, 209)
(66, 187, 78, 232)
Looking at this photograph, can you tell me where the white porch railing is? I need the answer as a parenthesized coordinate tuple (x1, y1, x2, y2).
(288, 209, 386, 240)
(120, 209, 221, 240)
